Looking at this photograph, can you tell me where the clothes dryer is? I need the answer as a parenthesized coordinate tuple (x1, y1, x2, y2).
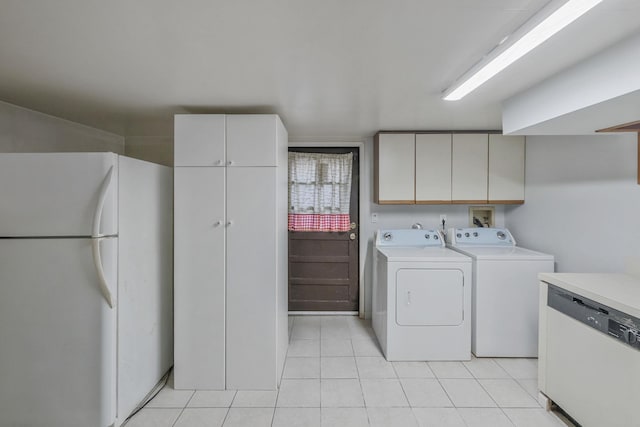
(447, 227, 554, 357)
(373, 229, 472, 361)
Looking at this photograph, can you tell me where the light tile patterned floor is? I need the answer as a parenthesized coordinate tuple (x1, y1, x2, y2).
(124, 316, 570, 427)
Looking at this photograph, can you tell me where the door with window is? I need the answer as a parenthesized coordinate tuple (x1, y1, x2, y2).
(288, 147, 359, 311)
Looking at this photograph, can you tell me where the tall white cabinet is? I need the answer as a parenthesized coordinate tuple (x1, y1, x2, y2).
(174, 114, 288, 390)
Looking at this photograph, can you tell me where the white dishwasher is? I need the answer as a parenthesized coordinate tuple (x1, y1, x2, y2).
(539, 274, 640, 427)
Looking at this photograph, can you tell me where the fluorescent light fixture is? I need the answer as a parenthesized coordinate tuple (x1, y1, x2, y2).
(443, 0, 604, 101)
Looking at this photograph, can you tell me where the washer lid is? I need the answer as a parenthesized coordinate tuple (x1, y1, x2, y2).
(377, 246, 471, 262)
(448, 245, 554, 261)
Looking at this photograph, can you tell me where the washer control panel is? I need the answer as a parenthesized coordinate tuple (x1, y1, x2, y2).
(377, 229, 444, 247)
(446, 227, 515, 246)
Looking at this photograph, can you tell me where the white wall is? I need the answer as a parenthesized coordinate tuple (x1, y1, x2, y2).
(505, 134, 640, 273)
(0, 100, 124, 153)
(503, 32, 640, 135)
(125, 136, 173, 167)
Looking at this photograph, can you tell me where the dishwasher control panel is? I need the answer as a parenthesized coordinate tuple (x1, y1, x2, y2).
(547, 284, 640, 351)
(608, 319, 640, 349)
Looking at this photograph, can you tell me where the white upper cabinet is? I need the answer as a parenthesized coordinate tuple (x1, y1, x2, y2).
(488, 135, 525, 203)
(175, 114, 284, 167)
(451, 134, 489, 203)
(226, 115, 280, 167)
(174, 115, 225, 167)
(374, 132, 524, 205)
(375, 133, 415, 204)
(415, 134, 452, 203)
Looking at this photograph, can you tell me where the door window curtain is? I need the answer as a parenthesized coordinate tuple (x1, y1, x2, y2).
(288, 152, 353, 232)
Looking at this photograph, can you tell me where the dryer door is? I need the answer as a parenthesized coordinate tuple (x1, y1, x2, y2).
(396, 269, 464, 326)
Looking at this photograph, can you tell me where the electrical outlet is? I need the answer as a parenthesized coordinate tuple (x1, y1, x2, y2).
(371, 213, 378, 223)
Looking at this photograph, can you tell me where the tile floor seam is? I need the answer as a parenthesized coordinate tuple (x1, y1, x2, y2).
(469, 377, 500, 409)
(478, 377, 540, 409)
(169, 389, 195, 427)
(228, 390, 239, 408)
(397, 375, 413, 410)
(499, 407, 518, 427)
(354, 350, 368, 413)
(434, 376, 456, 411)
(269, 406, 276, 427)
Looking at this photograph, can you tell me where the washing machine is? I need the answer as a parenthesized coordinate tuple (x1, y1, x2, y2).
(447, 227, 555, 357)
(373, 229, 472, 361)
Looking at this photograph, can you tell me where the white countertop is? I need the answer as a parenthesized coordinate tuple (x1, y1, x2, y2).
(539, 272, 640, 318)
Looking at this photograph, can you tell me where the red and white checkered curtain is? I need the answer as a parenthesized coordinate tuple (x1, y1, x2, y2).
(288, 152, 353, 232)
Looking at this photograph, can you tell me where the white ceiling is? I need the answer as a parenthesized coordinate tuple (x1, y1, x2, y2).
(0, 0, 638, 140)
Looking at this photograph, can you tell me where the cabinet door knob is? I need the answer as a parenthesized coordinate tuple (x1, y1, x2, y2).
(214, 160, 222, 166)
(213, 220, 222, 227)
(227, 160, 234, 166)
(226, 220, 233, 227)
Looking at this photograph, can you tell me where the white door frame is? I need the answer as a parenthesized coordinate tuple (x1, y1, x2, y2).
(288, 141, 366, 318)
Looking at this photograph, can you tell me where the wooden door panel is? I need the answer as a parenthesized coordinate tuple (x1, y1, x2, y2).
(290, 238, 350, 256)
(290, 262, 350, 279)
(288, 147, 359, 312)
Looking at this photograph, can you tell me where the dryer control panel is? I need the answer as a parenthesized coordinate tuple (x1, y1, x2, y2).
(376, 229, 445, 248)
(447, 227, 515, 246)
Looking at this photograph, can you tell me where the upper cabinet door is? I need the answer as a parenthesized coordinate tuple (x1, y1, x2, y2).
(452, 134, 488, 203)
(415, 134, 452, 203)
(174, 115, 226, 167)
(226, 115, 278, 167)
(488, 135, 525, 203)
(375, 133, 415, 204)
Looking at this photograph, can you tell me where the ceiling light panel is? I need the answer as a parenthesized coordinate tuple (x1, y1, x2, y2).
(443, 0, 604, 101)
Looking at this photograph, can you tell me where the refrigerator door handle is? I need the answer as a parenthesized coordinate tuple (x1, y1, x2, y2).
(91, 166, 115, 308)
(92, 166, 114, 238)
(92, 237, 115, 308)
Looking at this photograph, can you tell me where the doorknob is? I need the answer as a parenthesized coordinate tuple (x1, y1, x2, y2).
(349, 233, 356, 240)
(350, 222, 357, 230)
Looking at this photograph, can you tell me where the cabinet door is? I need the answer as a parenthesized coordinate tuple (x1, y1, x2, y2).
(226, 167, 278, 389)
(415, 134, 452, 203)
(488, 135, 525, 203)
(375, 133, 415, 204)
(174, 167, 226, 389)
(174, 115, 226, 167)
(226, 115, 278, 166)
(452, 134, 488, 203)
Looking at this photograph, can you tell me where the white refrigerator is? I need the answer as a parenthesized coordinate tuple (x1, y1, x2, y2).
(0, 153, 174, 427)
